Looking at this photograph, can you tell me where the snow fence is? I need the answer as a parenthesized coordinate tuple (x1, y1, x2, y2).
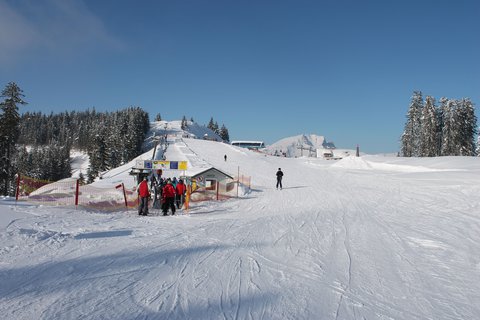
(188, 175, 251, 202)
(15, 174, 251, 211)
(15, 175, 136, 211)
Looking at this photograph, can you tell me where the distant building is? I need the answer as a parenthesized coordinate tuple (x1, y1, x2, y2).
(316, 148, 343, 160)
(231, 141, 265, 150)
(323, 141, 336, 149)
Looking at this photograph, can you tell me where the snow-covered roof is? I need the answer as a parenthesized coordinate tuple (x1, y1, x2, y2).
(187, 167, 234, 180)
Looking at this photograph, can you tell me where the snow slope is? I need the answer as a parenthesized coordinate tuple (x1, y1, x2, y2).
(70, 150, 90, 178)
(1, 138, 480, 320)
(144, 120, 222, 150)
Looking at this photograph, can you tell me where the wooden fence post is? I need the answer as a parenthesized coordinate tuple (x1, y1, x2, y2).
(185, 185, 191, 211)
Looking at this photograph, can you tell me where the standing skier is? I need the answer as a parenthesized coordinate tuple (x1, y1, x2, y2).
(162, 178, 176, 216)
(276, 168, 283, 190)
(137, 177, 151, 215)
(175, 179, 187, 209)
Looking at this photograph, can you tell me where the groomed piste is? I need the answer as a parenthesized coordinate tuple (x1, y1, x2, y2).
(2, 136, 480, 319)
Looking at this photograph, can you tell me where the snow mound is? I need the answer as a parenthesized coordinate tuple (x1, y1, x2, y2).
(331, 156, 453, 172)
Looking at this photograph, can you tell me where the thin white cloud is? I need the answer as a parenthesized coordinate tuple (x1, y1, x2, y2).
(0, 0, 123, 66)
(0, 1, 41, 64)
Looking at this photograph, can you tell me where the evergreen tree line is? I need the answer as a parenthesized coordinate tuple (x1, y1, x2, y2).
(17, 107, 150, 183)
(401, 91, 477, 157)
(0, 81, 151, 195)
(207, 117, 230, 142)
(16, 144, 72, 182)
(158, 113, 230, 142)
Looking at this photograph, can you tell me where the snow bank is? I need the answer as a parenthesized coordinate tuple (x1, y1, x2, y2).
(331, 155, 468, 173)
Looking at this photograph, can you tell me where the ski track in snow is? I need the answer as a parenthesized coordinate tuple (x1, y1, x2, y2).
(1, 138, 480, 319)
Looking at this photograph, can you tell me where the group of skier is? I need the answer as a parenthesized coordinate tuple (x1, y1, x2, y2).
(137, 175, 187, 216)
(138, 167, 285, 216)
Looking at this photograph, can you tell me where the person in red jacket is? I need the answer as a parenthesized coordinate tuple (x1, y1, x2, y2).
(137, 177, 151, 216)
(175, 179, 187, 209)
(162, 178, 176, 216)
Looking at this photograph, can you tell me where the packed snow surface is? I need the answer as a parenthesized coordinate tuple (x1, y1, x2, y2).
(2, 138, 480, 319)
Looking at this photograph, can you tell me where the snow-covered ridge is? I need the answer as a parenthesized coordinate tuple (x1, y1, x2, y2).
(264, 133, 335, 157)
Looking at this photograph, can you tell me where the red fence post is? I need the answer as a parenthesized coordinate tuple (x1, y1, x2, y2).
(122, 183, 128, 208)
(75, 179, 80, 207)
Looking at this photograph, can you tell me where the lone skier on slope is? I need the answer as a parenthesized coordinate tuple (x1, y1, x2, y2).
(276, 168, 283, 190)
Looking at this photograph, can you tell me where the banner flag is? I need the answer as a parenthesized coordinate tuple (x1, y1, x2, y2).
(136, 160, 187, 170)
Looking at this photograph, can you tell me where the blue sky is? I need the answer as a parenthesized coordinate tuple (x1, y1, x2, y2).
(1, 0, 479, 154)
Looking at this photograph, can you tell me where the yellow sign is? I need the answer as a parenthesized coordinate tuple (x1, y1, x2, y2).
(178, 161, 188, 170)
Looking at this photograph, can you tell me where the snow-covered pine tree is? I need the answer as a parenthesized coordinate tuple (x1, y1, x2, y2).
(78, 172, 86, 185)
(207, 117, 215, 131)
(42, 143, 71, 181)
(440, 98, 456, 156)
(43, 146, 57, 180)
(107, 128, 122, 169)
(435, 98, 445, 156)
(420, 96, 439, 157)
(15, 146, 30, 178)
(28, 147, 42, 179)
(86, 167, 96, 184)
(155, 113, 162, 121)
(0, 82, 26, 195)
(401, 91, 423, 157)
(400, 124, 413, 157)
(456, 98, 477, 156)
(219, 124, 230, 142)
(476, 129, 480, 156)
(181, 116, 187, 130)
(213, 121, 220, 135)
(89, 133, 109, 175)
